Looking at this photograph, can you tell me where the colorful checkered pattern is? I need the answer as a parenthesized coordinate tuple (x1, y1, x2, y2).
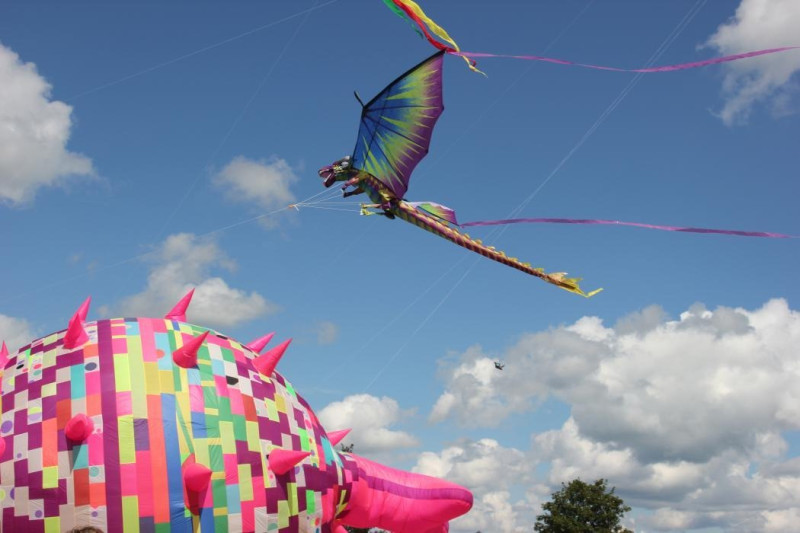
(0, 318, 351, 532)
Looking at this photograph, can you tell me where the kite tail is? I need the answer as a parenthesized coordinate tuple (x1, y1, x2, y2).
(454, 47, 800, 73)
(381, 0, 424, 38)
(396, 202, 602, 297)
(460, 217, 799, 239)
(382, 0, 798, 74)
(383, 0, 484, 74)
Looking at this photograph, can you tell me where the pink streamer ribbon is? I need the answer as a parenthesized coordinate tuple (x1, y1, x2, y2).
(460, 217, 798, 239)
(454, 46, 800, 73)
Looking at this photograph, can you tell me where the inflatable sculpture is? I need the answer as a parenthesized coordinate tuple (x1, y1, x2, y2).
(0, 291, 472, 532)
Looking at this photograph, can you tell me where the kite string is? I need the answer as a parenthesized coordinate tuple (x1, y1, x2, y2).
(152, 0, 321, 246)
(0, 3, 340, 307)
(459, 217, 798, 239)
(452, 46, 800, 73)
(505, 0, 709, 223)
(0, 180, 345, 306)
(68, 0, 339, 101)
(293, 184, 349, 207)
(362, 262, 476, 393)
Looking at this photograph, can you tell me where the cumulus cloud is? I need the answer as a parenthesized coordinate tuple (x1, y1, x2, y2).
(452, 491, 522, 533)
(705, 0, 800, 124)
(213, 156, 298, 228)
(414, 439, 543, 533)
(0, 313, 37, 353)
(317, 394, 418, 454)
(433, 299, 800, 460)
(0, 43, 94, 205)
(109, 232, 277, 328)
(415, 438, 529, 490)
(430, 298, 800, 531)
(429, 317, 613, 427)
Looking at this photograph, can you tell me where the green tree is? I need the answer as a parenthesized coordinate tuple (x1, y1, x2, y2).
(534, 478, 632, 533)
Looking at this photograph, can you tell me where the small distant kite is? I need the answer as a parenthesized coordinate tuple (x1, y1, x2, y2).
(494, 361, 505, 371)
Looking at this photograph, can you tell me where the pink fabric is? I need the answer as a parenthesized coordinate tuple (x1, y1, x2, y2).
(340, 453, 473, 533)
(268, 448, 310, 475)
(65, 414, 94, 441)
(460, 217, 797, 238)
(184, 461, 212, 492)
(454, 47, 800, 73)
(164, 289, 194, 322)
(172, 331, 209, 368)
(63, 312, 89, 349)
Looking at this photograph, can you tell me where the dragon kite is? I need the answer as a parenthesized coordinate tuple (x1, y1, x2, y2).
(318, 51, 601, 297)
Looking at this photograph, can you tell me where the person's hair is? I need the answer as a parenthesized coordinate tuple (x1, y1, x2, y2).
(71, 528, 104, 533)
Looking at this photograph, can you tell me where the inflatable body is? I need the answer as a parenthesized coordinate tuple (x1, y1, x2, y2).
(0, 292, 472, 532)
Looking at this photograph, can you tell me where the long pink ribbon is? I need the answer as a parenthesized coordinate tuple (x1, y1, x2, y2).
(460, 217, 798, 239)
(454, 46, 800, 73)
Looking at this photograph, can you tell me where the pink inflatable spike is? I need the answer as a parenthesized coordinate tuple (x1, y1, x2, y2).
(183, 459, 213, 492)
(245, 332, 275, 353)
(327, 429, 352, 448)
(0, 436, 5, 458)
(65, 414, 94, 442)
(77, 296, 91, 322)
(0, 341, 8, 368)
(172, 331, 210, 368)
(165, 289, 195, 322)
(269, 448, 310, 475)
(63, 311, 89, 349)
(181, 453, 210, 515)
(253, 338, 291, 377)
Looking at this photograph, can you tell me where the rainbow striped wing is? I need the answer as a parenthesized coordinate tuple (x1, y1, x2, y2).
(352, 51, 445, 199)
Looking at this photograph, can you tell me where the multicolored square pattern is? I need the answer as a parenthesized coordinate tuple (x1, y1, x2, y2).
(0, 318, 351, 532)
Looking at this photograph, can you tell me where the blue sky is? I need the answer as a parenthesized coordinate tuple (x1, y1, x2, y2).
(1, 0, 799, 530)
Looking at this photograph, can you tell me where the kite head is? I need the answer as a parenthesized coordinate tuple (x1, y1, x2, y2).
(318, 155, 356, 188)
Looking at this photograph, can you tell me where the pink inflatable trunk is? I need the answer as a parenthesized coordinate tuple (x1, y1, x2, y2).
(336, 453, 473, 533)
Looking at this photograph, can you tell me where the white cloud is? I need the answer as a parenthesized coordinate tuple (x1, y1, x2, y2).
(213, 156, 298, 228)
(315, 321, 338, 345)
(414, 439, 539, 533)
(0, 43, 93, 205)
(415, 438, 529, 490)
(110, 232, 277, 328)
(705, 0, 800, 124)
(433, 299, 800, 459)
(452, 491, 522, 533)
(0, 313, 37, 353)
(429, 299, 800, 531)
(317, 394, 418, 454)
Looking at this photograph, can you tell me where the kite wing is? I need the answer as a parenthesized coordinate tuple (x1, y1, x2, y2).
(352, 50, 445, 199)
